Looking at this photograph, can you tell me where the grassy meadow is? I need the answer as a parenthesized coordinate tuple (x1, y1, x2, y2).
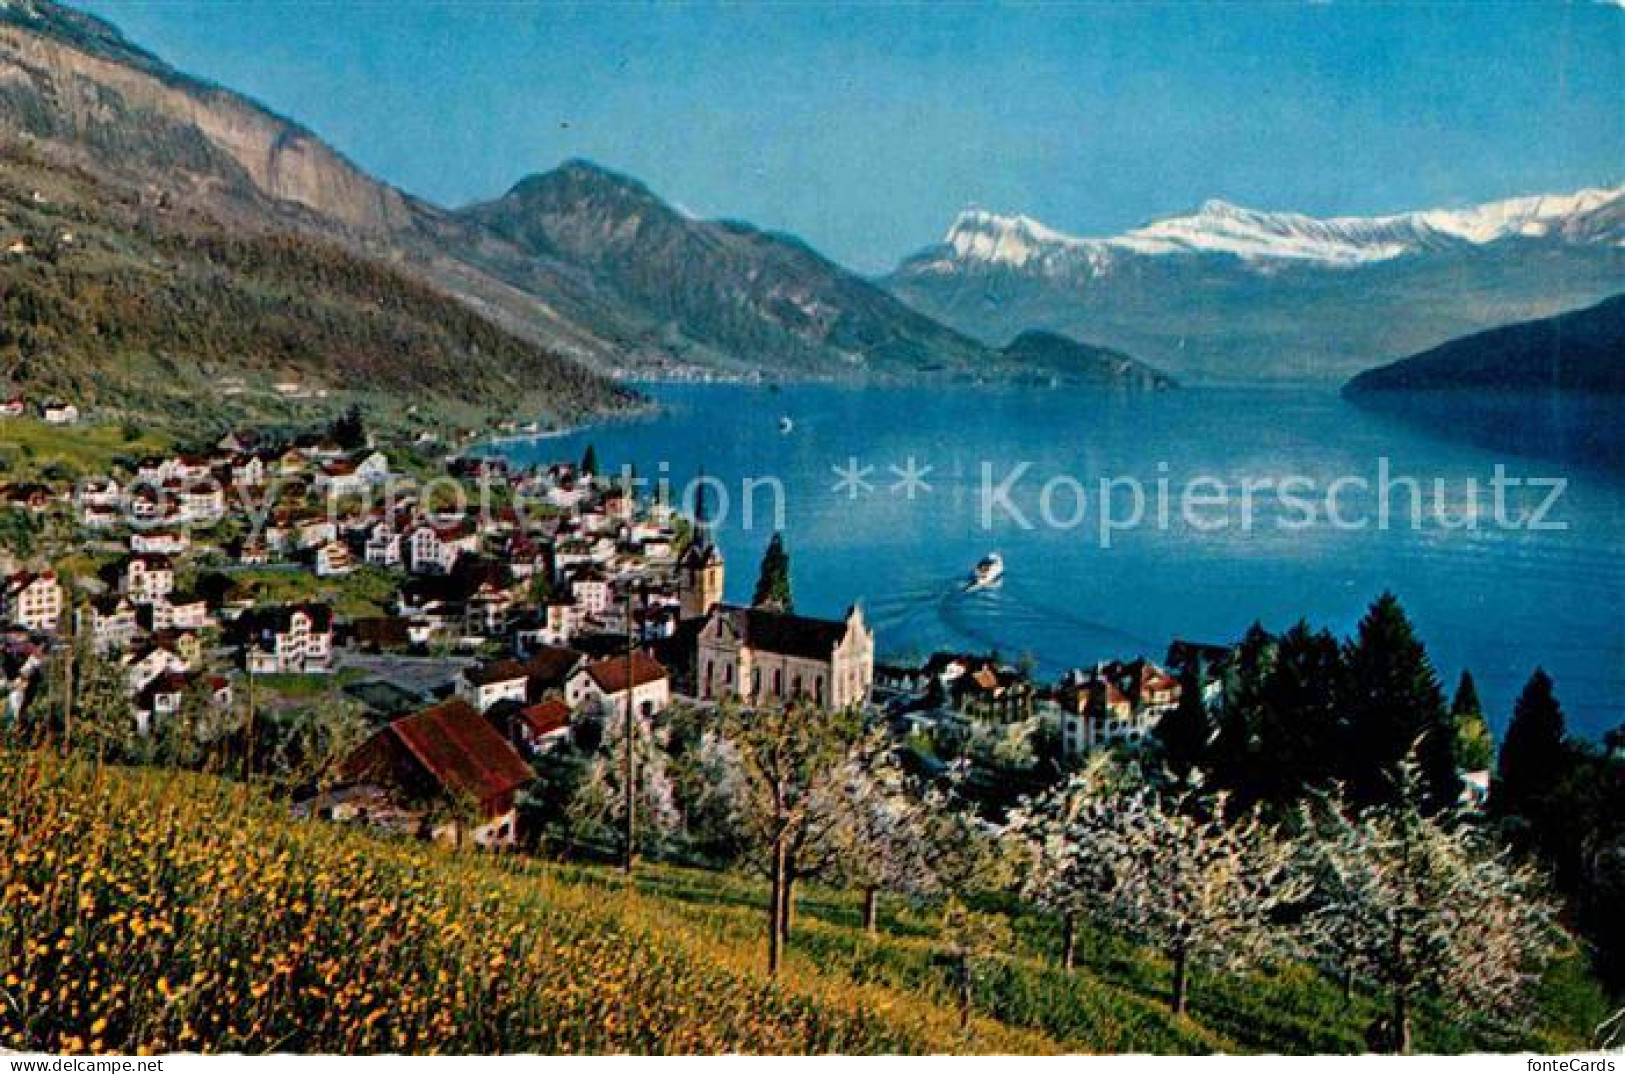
(0, 750, 1608, 1055)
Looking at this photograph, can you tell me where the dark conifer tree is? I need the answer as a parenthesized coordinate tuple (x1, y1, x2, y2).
(1256, 621, 1345, 807)
(1493, 668, 1568, 822)
(580, 443, 599, 476)
(1209, 622, 1275, 805)
(1449, 669, 1495, 773)
(752, 532, 793, 612)
(329, 404, 367, 450)
(1340, 592, 1458, 810)
(1155, 659, 1212, 784)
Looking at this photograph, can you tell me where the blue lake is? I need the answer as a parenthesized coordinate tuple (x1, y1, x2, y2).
(499, 383, 1625, 739)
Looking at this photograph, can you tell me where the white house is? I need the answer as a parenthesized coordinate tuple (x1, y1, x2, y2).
(80, 595, 140, 652)
(566, 652, 670, 718)
(122, 644, 189, 694)
(365, 525, 402, 567)
(179, 483, 226, 524)
(241, 604, 334, 674)
(569, 570, 611, 617)
(131, 530, 190, 556)
(3, 570, 64, 633)
(79, 477, 123, 509)
(41, 401, 79, 425)
(458, 658, 531, 714)
(408, 523, 475, 575)
(121, 554, 175, 606)
(314, 541, 355, 578)
(314, 451, 390, 497)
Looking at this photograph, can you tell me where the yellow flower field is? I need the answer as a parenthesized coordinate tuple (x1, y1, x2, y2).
(0, 751, 1053, 1055)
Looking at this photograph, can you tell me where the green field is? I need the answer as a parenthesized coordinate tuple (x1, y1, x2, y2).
(0, 416, 172, 481)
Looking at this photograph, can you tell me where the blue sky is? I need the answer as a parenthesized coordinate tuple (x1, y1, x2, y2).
(76, 1, 1624, 273)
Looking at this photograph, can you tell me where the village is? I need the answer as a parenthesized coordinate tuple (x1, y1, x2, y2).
(0, 404, 1206, 849)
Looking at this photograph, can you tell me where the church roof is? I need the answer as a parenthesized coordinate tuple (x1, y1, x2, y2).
(710, 604, 852, 662)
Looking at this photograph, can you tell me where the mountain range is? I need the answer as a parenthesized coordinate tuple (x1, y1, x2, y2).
(0, 0, 1162, 405)
(887, 189, 1625, 384)
(456, 163, 998, 380)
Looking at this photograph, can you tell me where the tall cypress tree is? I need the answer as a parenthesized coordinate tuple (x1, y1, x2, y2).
(1340, 592, 1458, 810)
(1256, 621, 1345, 807)
(580, 444, 598, 477)
(1449, 670, 1495, 773)
(1493, 668, 1568, 822)
(752, 532, 794, 612)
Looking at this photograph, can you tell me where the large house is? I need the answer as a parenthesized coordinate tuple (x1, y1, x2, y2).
(41, 400, 78, 425)
(80, 594, 140, 652)
(408, 522, 477, 575)
(339, 698, 532, 848)
(313, 451, 390, 497)
(3, 570, 63, 633)
(458, 658, 531, 713)
(566, 651, 671, 717)
(1052, 658, 1183, 759)
(696, 603, 874, 710)
(121, 554, 175, 606)
(133, 671, 231, 737)
(238, 604, 334, 674)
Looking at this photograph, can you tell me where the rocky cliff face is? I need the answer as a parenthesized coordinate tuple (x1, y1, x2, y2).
(0, 7, 417, 234)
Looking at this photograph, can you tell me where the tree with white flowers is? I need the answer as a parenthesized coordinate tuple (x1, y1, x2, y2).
(1044, 784, 1306, 1015)
(569, 710, 681, 858)
(1008, 751, 1144, 970)
(832, 747, 937, 934)
(722, 699, 870, 974)
(1296, 771, 1565, 1053)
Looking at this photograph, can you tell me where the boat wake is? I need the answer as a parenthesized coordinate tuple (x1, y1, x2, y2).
(864, 571, 1159, 668)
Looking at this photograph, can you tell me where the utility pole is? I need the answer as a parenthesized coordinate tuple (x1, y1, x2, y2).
(243, 667, 257, 781)
(60, 594, 78, 756)
(622, 584, 636, 875)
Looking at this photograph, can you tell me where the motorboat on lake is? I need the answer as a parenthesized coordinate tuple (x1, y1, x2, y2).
(966, 552, 1003, 591)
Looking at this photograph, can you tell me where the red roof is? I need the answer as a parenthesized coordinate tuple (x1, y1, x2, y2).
(518, 699, 571, 738)
(583, 652, 668, 694)
(389, 698, 532, 804)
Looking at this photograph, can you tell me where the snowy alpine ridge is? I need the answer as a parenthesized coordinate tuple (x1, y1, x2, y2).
(887, 182, 1625, 383)
(930, 185, 1625, 275)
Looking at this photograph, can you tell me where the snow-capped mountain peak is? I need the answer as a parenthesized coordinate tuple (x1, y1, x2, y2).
(945, 209, 1086, 267)
(934, 184, 1625, 274)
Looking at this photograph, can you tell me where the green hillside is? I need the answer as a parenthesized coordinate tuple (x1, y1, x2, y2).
(0, 148, 636, 428)
(0, 751, 1605, 1055)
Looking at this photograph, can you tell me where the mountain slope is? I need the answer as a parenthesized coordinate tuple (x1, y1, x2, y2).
(998, 330, 1176, 390)
(0, 2, 1042, 385)
(457, 162, 1001, 380)
(1344, 294, 1625, 394)
(0, 146, 634, 423)
(0, 0, 691, 380)
(888, 191, 1625, 384)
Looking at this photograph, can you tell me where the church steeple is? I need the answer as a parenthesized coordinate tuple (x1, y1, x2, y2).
(691, 469, 711, 549)
(679, 470, 724, 620)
